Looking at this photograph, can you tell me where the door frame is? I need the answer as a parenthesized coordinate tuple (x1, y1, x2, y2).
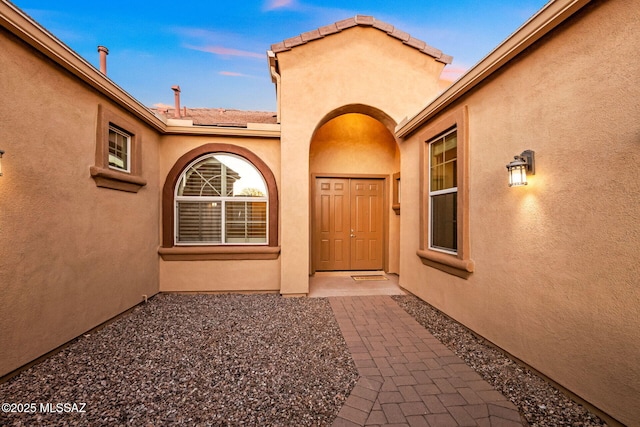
(310, 173, 389, 274)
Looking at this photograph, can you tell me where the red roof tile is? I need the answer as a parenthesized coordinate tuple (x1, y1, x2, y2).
(270, 15, 453, 64)
(318, 23, 340, 37)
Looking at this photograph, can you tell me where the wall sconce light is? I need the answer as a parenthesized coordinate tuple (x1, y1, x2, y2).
(506, 150, 535, 187)
(0, 150, 4, 176)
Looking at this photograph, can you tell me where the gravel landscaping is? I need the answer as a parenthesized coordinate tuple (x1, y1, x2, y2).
(0, 294, 358, 426)
(392, 294, 607, 427)
(1, 292, 611, 426)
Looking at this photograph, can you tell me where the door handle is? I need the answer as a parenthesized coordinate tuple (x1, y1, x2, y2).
(350, 229, 355, 238)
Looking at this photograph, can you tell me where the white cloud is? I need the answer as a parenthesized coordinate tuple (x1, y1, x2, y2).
(440, 65, 468, 83)
(184, 44, 263, 59)
(220, 71, 250, 77)
(263, 0, 296, 11)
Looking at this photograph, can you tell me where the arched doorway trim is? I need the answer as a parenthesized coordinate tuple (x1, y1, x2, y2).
(313, 104, 398, 139)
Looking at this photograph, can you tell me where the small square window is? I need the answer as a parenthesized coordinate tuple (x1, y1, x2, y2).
(90, 104, 146, 193)
(108, 126, 131, 172)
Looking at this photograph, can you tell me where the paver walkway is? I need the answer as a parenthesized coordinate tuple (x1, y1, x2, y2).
(330, 296, 525, 427)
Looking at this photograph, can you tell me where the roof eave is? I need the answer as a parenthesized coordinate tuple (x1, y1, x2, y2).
(163, 124, 280, 138)
(270, 15, 452, 64)
(0, 0, 166, 133)
(395, 0, 592, 139)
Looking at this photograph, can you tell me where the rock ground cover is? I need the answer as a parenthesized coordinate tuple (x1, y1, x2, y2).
(0, 294, 358, 426)
(392, 294, 606, 427)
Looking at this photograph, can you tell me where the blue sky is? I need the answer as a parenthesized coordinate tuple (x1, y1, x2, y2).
(12, 0, 548, 111)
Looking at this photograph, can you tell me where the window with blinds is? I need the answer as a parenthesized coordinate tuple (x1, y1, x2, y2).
(175, 154, 268, 245)
(108, 126, 130, 172)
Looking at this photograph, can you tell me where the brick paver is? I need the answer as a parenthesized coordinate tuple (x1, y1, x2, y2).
(330, 296, 524, 427)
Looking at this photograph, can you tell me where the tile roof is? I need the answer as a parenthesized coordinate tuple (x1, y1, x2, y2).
(152, 108, 278, 127)
(270, 15, 453, 64)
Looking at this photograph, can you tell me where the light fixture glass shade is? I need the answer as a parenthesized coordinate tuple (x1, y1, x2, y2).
(506, 150, 535, 187)
(508, 163, 527, 186)
(506, 157, 527, 186)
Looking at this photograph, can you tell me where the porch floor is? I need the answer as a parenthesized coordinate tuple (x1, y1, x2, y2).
(309, 271, 406, 298)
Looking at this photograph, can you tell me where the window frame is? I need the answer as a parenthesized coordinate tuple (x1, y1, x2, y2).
(90, 104, 146, 193)
(160, 143, 280, 261)
(417, 106, 474, 278)
(174, 153, 269, 246)
(108, 125, 131, 173)
(428, 128, 458, 255)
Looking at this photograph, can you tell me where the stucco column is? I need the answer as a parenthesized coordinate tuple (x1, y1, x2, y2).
(279, 128, 312, 296)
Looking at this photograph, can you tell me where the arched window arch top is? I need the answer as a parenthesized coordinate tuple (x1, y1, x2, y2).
(177, 154, 268, 198)
(175, 153, 268, 245)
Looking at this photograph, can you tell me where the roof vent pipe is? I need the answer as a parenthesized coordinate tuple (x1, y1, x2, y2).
(97, 46, 109, 75)
(171, 85, 181, 118)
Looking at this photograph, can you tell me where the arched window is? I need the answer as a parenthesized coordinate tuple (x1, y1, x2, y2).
(175, 154, 268, 245)
(160, 144, 279, 260)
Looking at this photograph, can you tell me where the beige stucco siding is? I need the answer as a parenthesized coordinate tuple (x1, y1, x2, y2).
(159, 260, 280, 293)
(400, 1, 640, 424)
(0, 29, 160, 376)
(277, 26, 446, 294)
(277, 27, 446, 125)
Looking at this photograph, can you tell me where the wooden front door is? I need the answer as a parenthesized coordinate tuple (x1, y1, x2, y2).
(314, 177, 384, 271)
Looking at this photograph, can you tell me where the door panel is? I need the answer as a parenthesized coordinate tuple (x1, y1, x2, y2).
(314, 177, 384, 271)
(315, 178, 350, 271)
(350, 180, 384, 270)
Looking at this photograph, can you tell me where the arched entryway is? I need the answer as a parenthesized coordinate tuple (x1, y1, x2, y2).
(309, 108, 400, 274)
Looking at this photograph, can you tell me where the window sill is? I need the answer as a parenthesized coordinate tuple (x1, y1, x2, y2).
(416, 249, 474, 279)
(159, 245, 281, 261)
(90, 166, 147, 193)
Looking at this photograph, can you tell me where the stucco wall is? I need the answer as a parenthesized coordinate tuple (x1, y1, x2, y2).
(158, 134, 281, 292)
(277, 26, 447, 294)
(159, 260, 280, 293)
(0, 29, 160, 376)
(399, 0, 640, 424)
